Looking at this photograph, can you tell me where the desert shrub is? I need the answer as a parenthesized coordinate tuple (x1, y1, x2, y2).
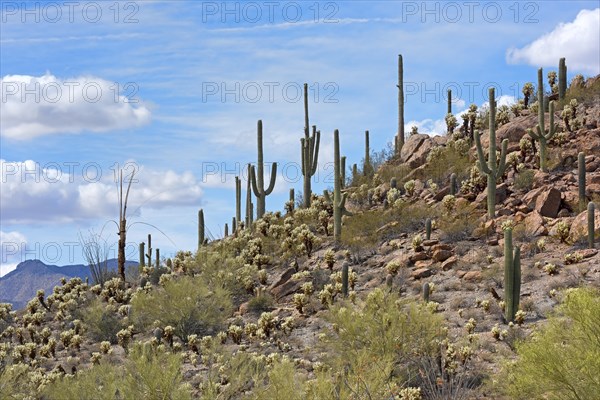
(0, 363, 38, 399)
(495, 287, 600, 399)
(43, 343, 192, 399)
(514, 168, 535, 191)
(252, 358, 307, 400)
(77, 298, 124, 344)
(422, 139, 472, 185)
(320, 289, 445, 398)
(438, 201, 480, 241)
(130, 275, 232, 341)
(247, 291, 275, 314)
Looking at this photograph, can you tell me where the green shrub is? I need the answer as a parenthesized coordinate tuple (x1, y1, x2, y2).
(131, 275, 233, 341)
(43, 343, 192, 399)
(77, 298, 124, 344)
(496, 287, 600, 399)
(514, 169, 535, 191)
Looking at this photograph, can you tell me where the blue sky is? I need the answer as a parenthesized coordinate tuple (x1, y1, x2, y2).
(1, 1, 599, 274)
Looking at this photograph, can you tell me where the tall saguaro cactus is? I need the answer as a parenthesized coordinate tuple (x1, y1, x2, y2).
(138, 242, 145, 270)
(198, 210, 204, 250)
(250, 120, 277, 219)
(503, 226, 521, 323)
(528, 68, 557, 171)
(245, 163, 253, 228)
(330, 129, 352, 241)
(364, 130, 373, 176)
(146, 234, 152, 267)
(341, 156, 346, 189)
(235, 176, 241, 230)
(558, 57, 567, 102)
(301, 83, 321, 208)
(447, 89, 452, 114)
(396, 54, 405, 154)
(475, 88, 508, 218)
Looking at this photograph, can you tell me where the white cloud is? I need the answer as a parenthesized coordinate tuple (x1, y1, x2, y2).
(0, 160, 203, 224)
(0, 73, 151, 140)
(0, 230, 27, 277)
(506, 8, 600, 75)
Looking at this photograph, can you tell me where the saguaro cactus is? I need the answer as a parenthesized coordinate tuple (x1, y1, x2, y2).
(138, 242, 145, 270)
(232, 217, 236, 233)
(341, 156, 346, 189)
(475, 88, 508, 218)
(528, 68, 557, 171)
(558, 57, 567, 102)
(235, 176, 241, 230)
(364, 130, 373, 177)
(245, 163, 253, 228)
(425, 218, 432, 240)
(352, 164, 358, 185)
(450, 173, 458, 195)
(301, 83, 321, 208)
(578, 152, 586, 208)
(589, 202, 596, 249)
(224, 223, 228, 238)
(198, 210, 204, 250)
(341, 262, 349, 297)
(146, 234, 152, 267)
(325, 130, 352, 242)
(155, 248, 160, 269)
(503, 226, 521, 323)
(396, 54, 405, 153)
(423, 282, 430, 302)
(250, 120, 277, 219)
(447, 89, 452, 114)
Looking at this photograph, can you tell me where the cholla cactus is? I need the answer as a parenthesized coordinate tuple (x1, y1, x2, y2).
(442, 194, 456, 214)
(404, 180, 416, 197)
(323, 249, 335, 269)
(465, 318, 476, 334)
(292, 293, 309, 314)
(301, 282, 314, 295)
(398, 387, 422, 400)
(258, 312, 278, 337)
(514, 310, 526, 325)
(227, 325, 243, 344)
(445, 113, 458, 134)
(555, 220, 570, 243)
(522, 82, 534, 107)
(386, 260, 402, 275)
(410, 126, 418, 135)
(412, 234, 423, 252)
(547, 70, 558, 93)
(543, 263, 558, 275)
(496, 104, 511, 126)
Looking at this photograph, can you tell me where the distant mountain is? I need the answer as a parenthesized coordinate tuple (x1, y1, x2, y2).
(0, 259, 138, 310)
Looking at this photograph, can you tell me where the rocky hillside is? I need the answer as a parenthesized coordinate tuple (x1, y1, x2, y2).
(0, 74, 599, 400)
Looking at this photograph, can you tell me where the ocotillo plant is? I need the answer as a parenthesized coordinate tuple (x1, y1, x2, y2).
(198, 210, 204, 250)
(301, 82, 320, 208)
(423, 282, 430, 303)
(341, 262, 349, 297)
(138, 242, 145, 270)
(558, 57, 567, 102)
(450, 173, 458, 195)
(447, 89, 452, 114)
(250, 120, 277, 219)
(396, 54, 405, 153)
(363, 130, 373, 177)
(578, 152, 586, 208)
(326, 130, 352, 242)
(146, 234, 152, 267)
(589, 202, 596, 249)
(235, 176, 241, 229)
(425, 218, 432, 240)
(528, 68, 557, 171)
(475, 88, 508, 218)
(245, 163, 253, 228)
(503, 226, 521, 323)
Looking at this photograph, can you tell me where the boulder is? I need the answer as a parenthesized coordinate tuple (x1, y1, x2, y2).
(570, 208, 600, 243)
(401, 134, 436, 169)
(479, 115, 538, 152)
(411, 267, 433, 279)
(523, 210, 548, 236)
(534, 187, 562, 218)
(441, 256, 458, 270)
(475, 183, 508, 209)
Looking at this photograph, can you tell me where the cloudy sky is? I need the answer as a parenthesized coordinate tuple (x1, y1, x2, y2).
(1, 1, 599, 275)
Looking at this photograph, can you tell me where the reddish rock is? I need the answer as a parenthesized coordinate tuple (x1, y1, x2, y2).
(533, 171, 550, 188)
(463, 271, 482, 281)
(411, 267, 433, 279)
(401, 134, 436, 169)
(523, 210, 548, 236)
(579, 248, 598, 259)
(475, 183, 508, 209)
(415, 260, 435, 269)
(441, 256, 458, 270)
(410, 252, 429, 263)
(570, 208, 600, 243)
(534, 187, 562, 218)
(432, 249, 453, 262)
(431, 243, 452, 252)
(423, 239, 439, 247)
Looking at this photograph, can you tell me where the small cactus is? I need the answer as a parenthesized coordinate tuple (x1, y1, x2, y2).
(341, 262, 349, 297)
(425, 218, 432, 240)
(450, 173, 457, 195)
(558, 57, 567, 101)
(390, 177, 397, 189)
(503, 226, 521, 322)
(422, 282, 430, 303)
